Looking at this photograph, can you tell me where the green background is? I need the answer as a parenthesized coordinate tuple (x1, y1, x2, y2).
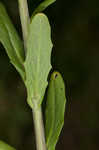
(0, 0, 99, 149)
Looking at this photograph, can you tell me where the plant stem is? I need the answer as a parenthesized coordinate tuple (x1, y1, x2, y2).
(32, 105, 47, 150)
(18, 0, 30, 53)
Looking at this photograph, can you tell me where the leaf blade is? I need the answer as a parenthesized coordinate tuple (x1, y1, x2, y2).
(24, 13, 53, 108)
(0, 141, 15, 150)
(0, 2, 25, 62)
(31, 0, 56, 17)
(45, 72, 66, 150)
(0, 3, 25, 80)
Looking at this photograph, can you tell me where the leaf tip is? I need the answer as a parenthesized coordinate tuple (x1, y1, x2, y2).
(51, 71, 61, 80)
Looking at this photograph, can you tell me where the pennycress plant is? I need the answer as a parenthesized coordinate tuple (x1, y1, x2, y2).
(0, 0, 66, 150)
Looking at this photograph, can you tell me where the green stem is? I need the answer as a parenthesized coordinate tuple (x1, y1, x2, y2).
(18, 0, 30, 53)
(32, 105, 47, 150)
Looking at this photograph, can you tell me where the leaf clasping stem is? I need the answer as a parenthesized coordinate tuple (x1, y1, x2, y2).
(18, 1, 47, 150)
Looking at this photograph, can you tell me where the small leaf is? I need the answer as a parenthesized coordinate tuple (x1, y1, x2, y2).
(31, 0, 56, 17)
(45, 72, 66, 150)
(0, 3, 25, 80)
(24, 13, 53, 108)
(0, 141, 15, 150)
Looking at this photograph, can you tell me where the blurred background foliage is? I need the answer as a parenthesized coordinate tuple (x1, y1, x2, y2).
(0, 0, 99, 150)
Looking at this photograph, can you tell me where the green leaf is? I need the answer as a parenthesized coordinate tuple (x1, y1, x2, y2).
(45, 72, 66, 150)
(0, 3, 25, 81)
(24, 13, 53, 109)
(0, 141, 15, 150)
(31, 0, 56, 17)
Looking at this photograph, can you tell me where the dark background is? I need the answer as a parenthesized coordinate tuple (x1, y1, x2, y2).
(0, 0, 99, 150)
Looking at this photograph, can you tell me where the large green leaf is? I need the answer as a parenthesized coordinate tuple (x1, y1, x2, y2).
(0, 3, 25, 80)
(45, 72, 66, 150)
(0, 141, 15, 150)
(31, 0, 56, 17)
(24, 13, 53, 108)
